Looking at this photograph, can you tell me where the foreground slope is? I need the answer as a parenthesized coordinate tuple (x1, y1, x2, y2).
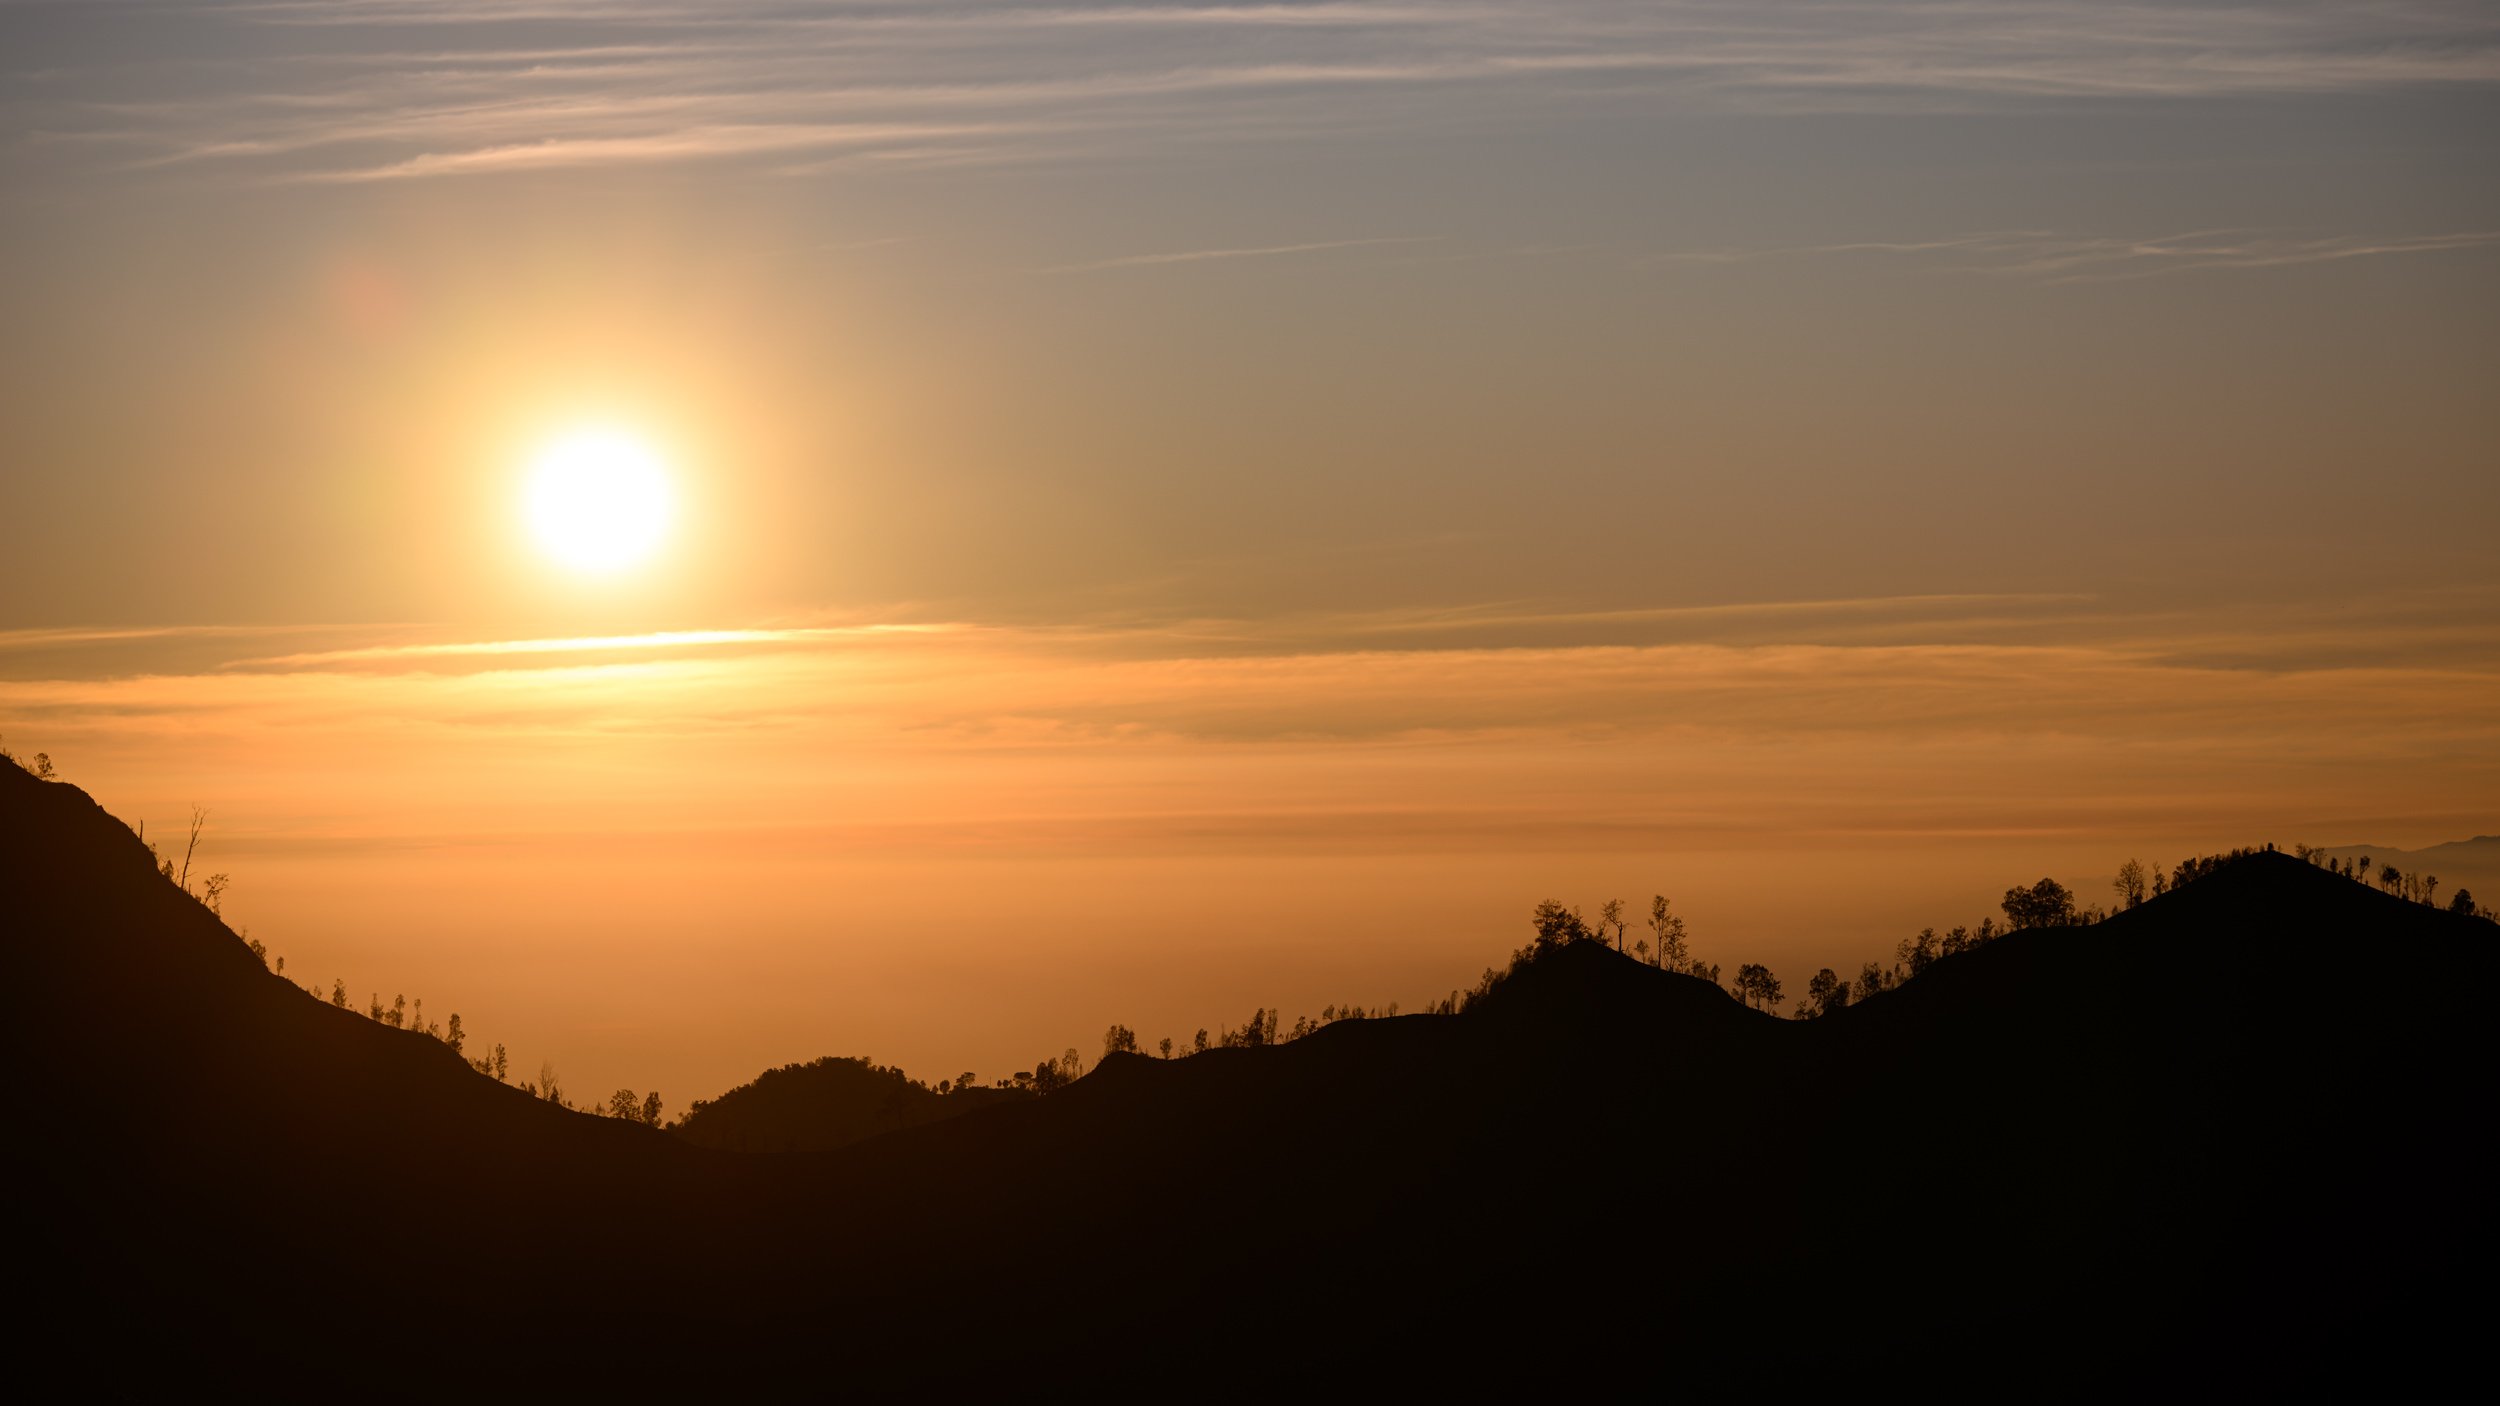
(5, 762, 2490, 1390)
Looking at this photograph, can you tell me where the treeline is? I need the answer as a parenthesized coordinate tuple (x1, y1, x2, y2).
(1097, 998, 1405, 1065)
(2291, 844, 2489, 920)
(1087, 841, 2492, 1046)
(317, 972, 666, 1125)
(320, 969, 665, 1125)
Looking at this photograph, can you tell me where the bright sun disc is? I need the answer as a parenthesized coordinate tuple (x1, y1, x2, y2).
(524, 429, 673, 574)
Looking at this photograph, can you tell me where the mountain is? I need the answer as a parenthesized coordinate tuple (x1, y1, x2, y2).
(2316, 835, 2500, 902)
(5, 759, 2491, 1392)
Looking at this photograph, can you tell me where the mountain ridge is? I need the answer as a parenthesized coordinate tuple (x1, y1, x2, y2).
(4, 761, 2490, 1391)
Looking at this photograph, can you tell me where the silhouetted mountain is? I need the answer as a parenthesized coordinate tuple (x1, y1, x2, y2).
(673, 1054, 1024, 1151)
(5, 761, 2489, 1393)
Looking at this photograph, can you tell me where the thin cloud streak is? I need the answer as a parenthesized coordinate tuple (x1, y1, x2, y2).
(229, 624, 956, 670)
(1650, 228, 2500, 281)
(292, 122, 1012, 182)
(1041, 236, 1436, 272)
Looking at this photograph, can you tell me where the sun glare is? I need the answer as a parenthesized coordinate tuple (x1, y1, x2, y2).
(523, 428, 674, 574)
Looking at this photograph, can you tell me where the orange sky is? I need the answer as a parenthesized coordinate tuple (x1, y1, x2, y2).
(8, 591, 2494, 1103)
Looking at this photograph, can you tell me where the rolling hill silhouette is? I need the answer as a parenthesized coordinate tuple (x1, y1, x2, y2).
(673, 1053, 1024, 1152)
(5, 760, 2489, 1392)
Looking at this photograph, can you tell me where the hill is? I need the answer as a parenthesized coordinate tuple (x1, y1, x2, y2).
(673, 1054, 1025, 1151)
(4, 760, 2491, 1392)
(2316, 835, 2500, 904)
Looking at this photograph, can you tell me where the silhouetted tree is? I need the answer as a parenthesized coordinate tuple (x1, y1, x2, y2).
(1803, 968, 1848, 1019)
(1102, 1025, 1139, 1058)
(1732, 963, 1783, 1013)
(330, 979, 348, 1008)
(1531, 900, 1592, 952)
(1647, 895, 1690, 971)
(2113, 859, 2149, 909)
(1192, 1029, 1210, 1054)
(1897, 927, 1940, 979)
(443, 1012, 466, 1056)
(2001, 878, 2078, 930)
(2379, 863, 2401, 893)
(2451, 888, 2477, 916)
(1854, 961, 1890, 1004)
(2423, 875, 2439, 909)
(1158, 1037, 1173, 1059)
(641, 1091, 663, 1126)
(1600, 898, 1627, 952)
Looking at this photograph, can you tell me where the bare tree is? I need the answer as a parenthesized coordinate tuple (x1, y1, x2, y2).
(2113, 859, 2149, 909)
(1647, 895, 1691, 972)
(179, 805, 208, 894)
(1600, 898, 1627, 952)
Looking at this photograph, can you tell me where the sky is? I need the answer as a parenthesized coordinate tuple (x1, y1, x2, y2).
(3, 1, 2496, 1105)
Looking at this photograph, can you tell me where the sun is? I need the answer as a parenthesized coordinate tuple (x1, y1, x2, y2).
(523, 428, 674, 574)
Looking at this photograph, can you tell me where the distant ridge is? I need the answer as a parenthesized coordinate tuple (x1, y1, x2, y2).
(4, 760, 2491, 1392)
(2316, 834, 2500, 897)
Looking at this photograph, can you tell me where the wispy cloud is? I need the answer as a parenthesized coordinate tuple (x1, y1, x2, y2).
(1041, 235, 1435, 272)
(1652, 228, 2500, 281)
(15, 588, 2500, 687)
(227, 624, 954, 671)
(17, 2, 2499, 183)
